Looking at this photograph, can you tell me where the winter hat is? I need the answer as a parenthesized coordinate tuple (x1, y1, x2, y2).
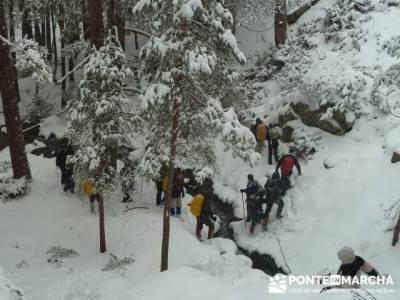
(337, 246, 356, 264)
(256, 118, 262, 124)
(248, 174, 254, 181)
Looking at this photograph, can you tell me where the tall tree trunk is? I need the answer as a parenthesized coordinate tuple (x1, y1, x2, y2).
(58, 3, 66, 107)
(88, 0, 104, 49)
(41, 19, 46, 46)
(134, 32, 138, 50)
(107, 0, 125, 50)
(0, 1, 31, 179)
(9, 0, 15, 40)
(81, 0, 89, 40)
(68, 57, 75, 83)
(9, 0, 20, 103)
(21, 2, 33, 39)
(88, 0, 107, 254)
(98, 194, 106, 253)
(46, 6, 52, 60)
(160, 82, 181, 272)
(107, 0, 116, 29)
(274, 0, 287, 47)
(34, 21, 41, 44)
(51, 3, 57, 76)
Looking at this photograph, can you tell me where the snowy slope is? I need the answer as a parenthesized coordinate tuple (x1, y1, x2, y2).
(0, 150, 264, 299)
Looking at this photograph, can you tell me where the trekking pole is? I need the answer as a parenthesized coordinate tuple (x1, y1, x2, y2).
(241, 192, 246, 227)
(289, 189, 294, 211)
(139, 176, 144, 202)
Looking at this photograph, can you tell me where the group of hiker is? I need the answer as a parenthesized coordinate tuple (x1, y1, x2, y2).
(251, 117, 280, 165)
(156, 168, 185, 216)
(240, 152, 301, 234)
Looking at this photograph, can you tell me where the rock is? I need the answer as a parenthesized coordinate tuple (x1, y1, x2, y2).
(281, 125, 295, 143)
(391, 152, 400, 163)
(290, 102, 354, 136)
(278, 109, 298, 127)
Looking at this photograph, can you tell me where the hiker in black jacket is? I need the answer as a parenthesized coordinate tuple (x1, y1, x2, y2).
(170, 171, 185, 216)
(263, 172, 284, 230)
(321, 247, 379, 292)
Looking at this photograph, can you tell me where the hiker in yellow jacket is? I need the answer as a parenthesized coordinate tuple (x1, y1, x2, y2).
(251, 118, 268, 154)
(191, 193, 216, 241)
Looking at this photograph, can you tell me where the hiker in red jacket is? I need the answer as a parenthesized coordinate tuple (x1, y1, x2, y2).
(275, 153, 301, 196)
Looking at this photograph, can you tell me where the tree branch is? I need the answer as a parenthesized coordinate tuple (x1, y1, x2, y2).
(124, 27, 151, 38)
(0, 34, 12, 46)
(54, 55, 90, 84)
(123, 86, 142, 94)
(239, 23, 274, 32)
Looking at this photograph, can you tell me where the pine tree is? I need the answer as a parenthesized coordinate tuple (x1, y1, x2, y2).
(66, 33, 133, 253)
(133, 0, 258, 272)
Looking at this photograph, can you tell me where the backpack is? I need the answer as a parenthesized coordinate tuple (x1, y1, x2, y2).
(82, 179, 94, 197)
(256, 123, 268, 141)
(269, 127, 280, 140)
(280, 156, 295, 177)
(265, 179, 281, 201)
(162, 176, 169, 192)
(190, 194, 205, 217)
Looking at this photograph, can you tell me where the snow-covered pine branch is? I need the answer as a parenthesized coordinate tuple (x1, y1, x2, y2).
(133, 0, 258, 180)
(15, 38, 52, 84)
(66, 32, 134, 195)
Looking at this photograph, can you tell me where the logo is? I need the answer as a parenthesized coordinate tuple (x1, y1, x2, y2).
(268, 275, 287, 294)
(267, 274, 394, 295)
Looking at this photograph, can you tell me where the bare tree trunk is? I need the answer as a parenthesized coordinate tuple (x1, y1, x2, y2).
(134, 33, 138, 50)
(9, 0, 20, 103)
(88, 0, 104, 49)
(274, 0, 287, 47)
(107, 0, 125, 50)
(51, 3, 58, 76)
(34, 21, 41, 44)
(41, 19, 46, 46)
(21, 1, 33, 39)
(0, 1, 31, 179)
(81, 0, 89, 40)
(160, 83, 181, 272)
(46, 6, 52, 60)
(9, 0, 15, 40)
(68, 57, 75, 83)
(58, 3, 66, 107)
(88, 0, 108, 254)
(107, 0, 116, 29)
(98, 194, 106, 253)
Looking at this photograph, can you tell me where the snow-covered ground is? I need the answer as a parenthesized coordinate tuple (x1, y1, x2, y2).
(2, 115, 400, 298)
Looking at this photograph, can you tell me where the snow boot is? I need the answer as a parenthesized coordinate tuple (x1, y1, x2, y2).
(262, 217, 268, 232)
(249, 223, 256, 234)
(90, 202, 95, 214)
(196, 229, 202, 241)
(176, 207, 181, 215)
(207, 228, 214, 239)
(392, 226, 400, 247)
(170, 208, 175, 216)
